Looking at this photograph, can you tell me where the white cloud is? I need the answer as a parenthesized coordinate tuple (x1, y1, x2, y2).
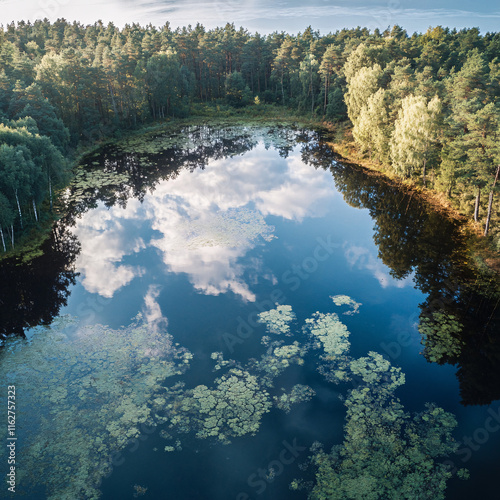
(4, 0, 498, 33)
(143, 144, 334, 299)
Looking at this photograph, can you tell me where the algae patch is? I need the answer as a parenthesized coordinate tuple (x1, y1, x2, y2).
(418, 311, 464, 363)
(304, 312, 351, 357)
(0, 293, 466, 499)
(174, 207, 275, 249)
(188, 369, 272, 443)
(274, 384, 316, 413)
(294, 351, 464, 500)
(331, 294, 362, 315)
(257, 304, 296, 335)
(0, 315, 190, 500)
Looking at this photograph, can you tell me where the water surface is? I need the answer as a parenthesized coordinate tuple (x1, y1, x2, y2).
(1, 124, 499, 499)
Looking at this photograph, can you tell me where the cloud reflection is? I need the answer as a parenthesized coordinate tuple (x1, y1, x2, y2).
(71, 142, 336, 300)
(72, 204, 146, 298)
(144, 284, 164, 324)
(344, 244, 413, 289)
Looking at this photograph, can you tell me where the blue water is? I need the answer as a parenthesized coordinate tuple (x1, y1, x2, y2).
(1, 126, 499, 499)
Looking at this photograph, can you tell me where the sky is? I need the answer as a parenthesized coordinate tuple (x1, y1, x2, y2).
(0, 0, 499, 34)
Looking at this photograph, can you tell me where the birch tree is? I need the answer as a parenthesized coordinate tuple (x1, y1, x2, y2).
(345, 64, 383, 125)
(390, 94, 442, 181)
(352, 88, 391, 161)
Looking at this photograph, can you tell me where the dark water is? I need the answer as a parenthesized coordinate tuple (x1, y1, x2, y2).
(0, 124, 499, 499)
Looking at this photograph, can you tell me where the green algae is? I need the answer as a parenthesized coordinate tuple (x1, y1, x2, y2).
(249, 339, 307, 387)
(274, 384, 316, 413)
(257, 304, 296, 335)
(287, 298, 467, 500)
(304, 311, 351, 358)
(0, 293, 466, 498)
(331, 294, 362, 315)
(156, 341, 308, 445)
(132, 484, 148, 497)
(113, 123, 305, 157)
(189, 369, 272, 443)
(298, 353, 464, 500)
(0, 315, 191, 499)
(418, 311, 464, 364)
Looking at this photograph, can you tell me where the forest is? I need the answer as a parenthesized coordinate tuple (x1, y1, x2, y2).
(0, 20, 499, 252)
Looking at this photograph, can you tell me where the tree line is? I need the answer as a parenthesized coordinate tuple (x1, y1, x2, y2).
(0, 20, 499, 251)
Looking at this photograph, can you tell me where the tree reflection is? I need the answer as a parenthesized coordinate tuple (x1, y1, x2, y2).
(0, 224, 79, 338)
(301, 135, 500, 406)
(64, 125, 261, 223)
(3, 125, 498, 406)
(1, 125, 302, 339)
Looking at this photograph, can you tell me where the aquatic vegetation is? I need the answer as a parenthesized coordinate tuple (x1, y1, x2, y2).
(155, 311, 309, 446)
(349, 351, 405, 391)
(133, 484, 148, 497)
(331, 294, 362, 315)
(181, 369, 272, 444)
(114, 123, 305, 158)
(176, 207, 275, 249)
(68, 168, 131, 204)
(258, 304, 296, 335)
(418, 311, 464, 364)
(0, 295, 466, 499)
(249, 339, 307, 386)
(304, 312, 351, 357)
(0, 315, 190, 499)
(117, 130, 188, 155)
(210, 351, 236, 371)
(293, 354, 466, 500)
(302, 309, 354, 383)
(274, 384, 316, 413)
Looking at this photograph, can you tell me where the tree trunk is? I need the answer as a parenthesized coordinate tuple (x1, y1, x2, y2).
(422, 158, 427, 187)
(108, 82, 118, 119)
(49, 174, 53, 211)
(14, 189, 22, 228)
(311, 73, 314, 115)
(484, 165, 500, 237)
(0, 227, 5, 252)
(33, 198, 38, 222)
(474, 188, 481, 222)
(10, 224, 14, 248)
(281, 74, 285, 105)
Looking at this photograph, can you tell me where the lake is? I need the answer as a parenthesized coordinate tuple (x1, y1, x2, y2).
(1, 123, 499, 499)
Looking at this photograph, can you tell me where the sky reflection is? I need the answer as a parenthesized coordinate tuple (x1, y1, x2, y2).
(71, 143, 337, 300)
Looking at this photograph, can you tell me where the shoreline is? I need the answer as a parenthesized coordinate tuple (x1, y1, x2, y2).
(314, 121, 500, 275)
(1, 110, 499, 274)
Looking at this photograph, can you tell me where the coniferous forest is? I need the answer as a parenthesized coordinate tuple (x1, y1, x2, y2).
(0, 21, 499, 253)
